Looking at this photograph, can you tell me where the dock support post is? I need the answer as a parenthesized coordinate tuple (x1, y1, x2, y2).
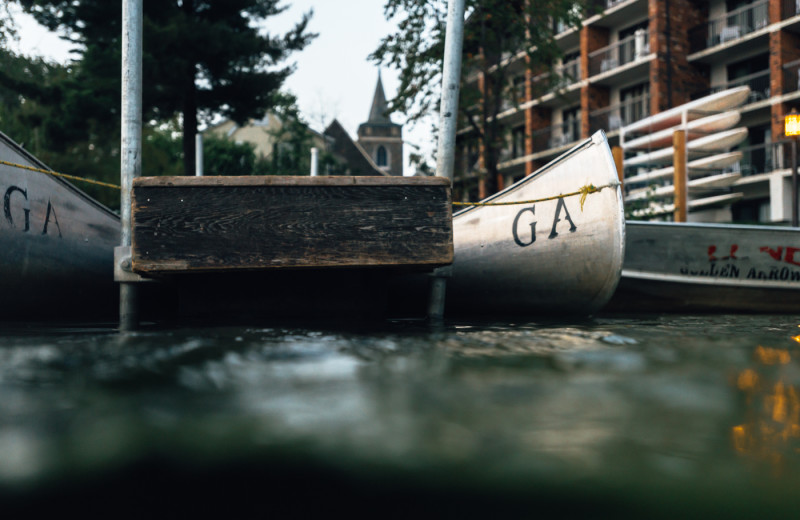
(195, 134, 204, 176)
(435, 0, 466, 183)
(429, 0, 465, 320)
(673, 129, 687, 223)
(119, 0, 143, 331)
(311, 147, 319, 177)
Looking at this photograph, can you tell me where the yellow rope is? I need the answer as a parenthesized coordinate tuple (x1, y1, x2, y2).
(0, 159, 121, 190)
(453, 182, 619, 211)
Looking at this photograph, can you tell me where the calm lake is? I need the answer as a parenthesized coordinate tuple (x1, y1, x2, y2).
(1, 313, 800, 516)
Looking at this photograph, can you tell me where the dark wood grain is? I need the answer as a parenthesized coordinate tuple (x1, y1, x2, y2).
(131, 176, 453, 273)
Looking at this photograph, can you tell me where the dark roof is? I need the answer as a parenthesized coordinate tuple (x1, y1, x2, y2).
(323, 120, 388, 176)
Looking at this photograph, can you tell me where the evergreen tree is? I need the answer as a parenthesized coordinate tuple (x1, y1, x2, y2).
(371, 0, 594, 195)
(11, 0, 316, 175)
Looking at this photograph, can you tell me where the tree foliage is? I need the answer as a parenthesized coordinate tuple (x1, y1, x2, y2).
(371, 0, 593, 194)
(10, 0, 316, 175)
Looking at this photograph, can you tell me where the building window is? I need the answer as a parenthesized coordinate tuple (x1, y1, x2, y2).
(620, 83, 650, 125)
(376, 146, 388, 167)
(512, 126, 525, 158)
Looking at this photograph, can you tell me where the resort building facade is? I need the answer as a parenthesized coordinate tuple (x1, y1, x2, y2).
(454, 0, 800, 223)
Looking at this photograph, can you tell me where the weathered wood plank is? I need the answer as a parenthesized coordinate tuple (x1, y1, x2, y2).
(134, 175, 451, 188)
(131, 176, 453, 273)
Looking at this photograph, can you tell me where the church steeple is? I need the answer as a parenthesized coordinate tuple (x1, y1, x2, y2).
(367, 72, 391, 124)
(357, 71, 404, 176)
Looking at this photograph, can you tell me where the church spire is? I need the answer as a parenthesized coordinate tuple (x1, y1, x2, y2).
(367, 71, 391, 124)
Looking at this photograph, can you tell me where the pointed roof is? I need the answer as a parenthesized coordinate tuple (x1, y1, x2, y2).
(367, 72, 392, 124)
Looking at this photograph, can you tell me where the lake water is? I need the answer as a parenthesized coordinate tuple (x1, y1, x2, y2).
(1, 313, 800, 516)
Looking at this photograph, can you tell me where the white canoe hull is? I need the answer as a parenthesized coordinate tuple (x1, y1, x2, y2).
(624, 151, 742, 185)
(607, 221, 800, 313)
(625, 127, 748, 167)
(623, 111, 741, 150)
(447, 131, 625, 315)
(622, 86, 751, 135)
(0, 130, 120, 320)
(628, 192, 744, 218)
(626, 172, 742, 201)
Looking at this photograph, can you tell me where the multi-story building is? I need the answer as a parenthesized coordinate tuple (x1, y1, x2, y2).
(454, 0, 800, 224)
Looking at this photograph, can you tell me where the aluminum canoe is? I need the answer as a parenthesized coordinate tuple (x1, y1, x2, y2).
(624, 127, 748, 168)
(606, 221, 800, 313)
(446, 131, 625, 315)
(624, 151, 742, 185)
(626, 171, 742, 201)
(623, 111, 740, 150)
(0, 130, 120, 320)
(622, 86, 750, 135)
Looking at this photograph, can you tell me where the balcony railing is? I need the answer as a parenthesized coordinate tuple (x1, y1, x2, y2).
(703, 69, 771, 104)
(589, 94, 651, 133)
(689, 0, 769, 53)
(588, 29, 649, 76)
(531, 120, 581, 151)
(733, 141, 794, 177)
(784, 59, 800, 93)
(554, 59, 581, 88)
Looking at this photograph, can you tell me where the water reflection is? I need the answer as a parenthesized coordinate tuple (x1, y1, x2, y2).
(1, 316, 800, 515)
(732, 332, 800, 474)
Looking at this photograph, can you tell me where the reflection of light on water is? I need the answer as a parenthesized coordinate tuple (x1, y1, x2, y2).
(732, 344, 800, 471)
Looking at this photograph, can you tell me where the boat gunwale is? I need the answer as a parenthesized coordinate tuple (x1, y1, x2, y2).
(454, 130, 609, 219)
(0, 129, 119, 221)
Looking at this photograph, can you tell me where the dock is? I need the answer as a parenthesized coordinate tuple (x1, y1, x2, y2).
(128, 175, 453, 320)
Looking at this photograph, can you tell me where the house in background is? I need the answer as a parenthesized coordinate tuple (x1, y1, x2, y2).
(204, 74, 403, 177)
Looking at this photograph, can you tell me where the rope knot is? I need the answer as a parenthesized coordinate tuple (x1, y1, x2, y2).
(578, 184, 598, 212)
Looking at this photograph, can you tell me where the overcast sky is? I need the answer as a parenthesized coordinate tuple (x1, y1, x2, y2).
(8, 1, 436, 175)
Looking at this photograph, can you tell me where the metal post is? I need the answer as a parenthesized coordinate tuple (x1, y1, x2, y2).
(435, 0, 466, 182)
(428, 0, 465, 321)
(793, 136, 798, 227)
(195, 133, 204, 176)
(310, 147, 319, 177)
(119, 0, 143, 331)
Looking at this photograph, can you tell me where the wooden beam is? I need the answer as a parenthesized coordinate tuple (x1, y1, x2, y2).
(673, 130, 687, 223)
(131, 176, 453, 274)
(612, 146, 624, 192)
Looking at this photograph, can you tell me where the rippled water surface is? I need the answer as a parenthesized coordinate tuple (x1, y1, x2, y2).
(1, 314, 800, 516)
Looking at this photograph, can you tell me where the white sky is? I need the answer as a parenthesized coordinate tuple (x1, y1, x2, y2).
(7, 1, 436, 175)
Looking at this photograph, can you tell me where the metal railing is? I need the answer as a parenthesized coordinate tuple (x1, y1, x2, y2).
(589, 94, 651, 133)
(689, 0, 769, 53)
(784, 59, 800, 94)
(702, 70, 771, 104)
(554, 59, 581, 88)
(588, 29, 649, 76)
(734, 141, 795, 177)
(530, 119, 582, 151)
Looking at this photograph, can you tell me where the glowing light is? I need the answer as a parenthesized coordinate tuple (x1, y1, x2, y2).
(737, 369, 759, 390)
(755, 345, 791, 365)
(786, 114, 800, 136)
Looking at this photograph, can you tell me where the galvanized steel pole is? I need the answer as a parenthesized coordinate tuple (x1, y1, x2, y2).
(435, 0, 466, 182)
(429, 0, 465, 321)
(195, 134, 204, 176)
(120, 0, 143, 331)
